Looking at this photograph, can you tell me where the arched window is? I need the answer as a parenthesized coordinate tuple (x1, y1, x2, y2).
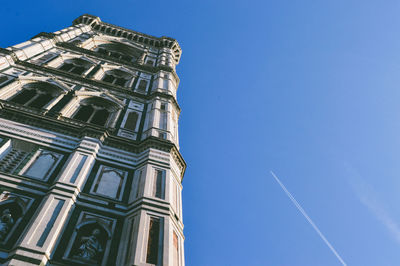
(23, 149, 63, 180)
(94, 42, 141, 63)
(9, 82, 62, 109)
(102, 69, 132, 87)
(91, 165, 127, 199)
(72, 97, 119, 127)
(58, 58, 93, 75)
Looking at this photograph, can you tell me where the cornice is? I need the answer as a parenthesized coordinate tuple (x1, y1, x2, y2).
(72, 14, 182, 64)
(0, 101, 186, 178)
(0, 172, 48, 194)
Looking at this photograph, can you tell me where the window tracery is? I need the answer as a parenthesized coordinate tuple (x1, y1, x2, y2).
(58, 58, 93, 75)
(94, 42, 141, 63)
(91, 165, 127, 200)
(22, 149, 63, 180)
(101, 69, 133, 87)
(72, 97, 120, 127)
(30, 52, 58, 65)
(9, 82, 62, 109)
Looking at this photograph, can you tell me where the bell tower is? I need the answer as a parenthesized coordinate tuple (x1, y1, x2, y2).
(0, 14, 185, 266)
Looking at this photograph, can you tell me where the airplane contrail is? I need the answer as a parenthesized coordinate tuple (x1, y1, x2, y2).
(270, 171, 347, 266)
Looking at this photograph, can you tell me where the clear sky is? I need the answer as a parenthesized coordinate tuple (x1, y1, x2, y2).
(2, 1, 400, 265)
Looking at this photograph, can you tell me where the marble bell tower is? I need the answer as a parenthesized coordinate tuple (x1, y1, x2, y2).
(0, 14, 186, 266)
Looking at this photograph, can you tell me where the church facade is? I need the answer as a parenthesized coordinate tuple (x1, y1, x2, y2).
(0, 14, 185, 265)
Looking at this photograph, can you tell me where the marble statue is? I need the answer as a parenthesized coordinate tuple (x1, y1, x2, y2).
(77, 228, 103, 261)
(0, 209, 14, 240)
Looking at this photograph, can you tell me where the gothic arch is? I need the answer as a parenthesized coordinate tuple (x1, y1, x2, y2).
(75, 90, 124, 108)
(65, 93, 123, 127)
(18, 77, 70, 93)
(100, 68, 134, 87)
(8, 80, 67, 109)
(60, 55, 96, 66)
(57, 57, 95, 75)
(91, 36, 143, 56)
(76, 96, 121, 112)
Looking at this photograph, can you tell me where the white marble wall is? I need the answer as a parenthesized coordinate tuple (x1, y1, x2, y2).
(0, 19, 185, 265)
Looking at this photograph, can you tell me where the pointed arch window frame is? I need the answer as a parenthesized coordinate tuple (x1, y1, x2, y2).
(19, 148, 64, 181)
(73, 103, 111, 127)
(101, 68, 134, 87)
(57, 57, 95, 76)
(8, 81, 66, 110)
(67, 92, 124, 128)
(92, 40, 142, 63)
(90, 165, 128, 201)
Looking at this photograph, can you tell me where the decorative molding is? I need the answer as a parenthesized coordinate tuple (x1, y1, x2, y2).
(0, 104, 186, 171)
(0, 117, 77, 148)
(72, 14, 182, 64)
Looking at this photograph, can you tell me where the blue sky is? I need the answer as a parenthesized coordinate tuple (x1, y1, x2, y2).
(2, 1, 400, 265)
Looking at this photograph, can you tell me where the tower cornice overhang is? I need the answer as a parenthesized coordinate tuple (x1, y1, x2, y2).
(72, 14, 182, 64)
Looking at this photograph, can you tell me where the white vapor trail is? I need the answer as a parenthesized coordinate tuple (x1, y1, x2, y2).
(270, 171, 347, 266)
(345, 164, 400, 245)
